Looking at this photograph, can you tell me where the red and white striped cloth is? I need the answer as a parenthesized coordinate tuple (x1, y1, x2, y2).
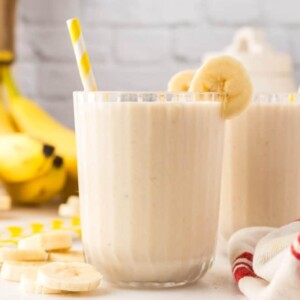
(228, 221, 300, 300)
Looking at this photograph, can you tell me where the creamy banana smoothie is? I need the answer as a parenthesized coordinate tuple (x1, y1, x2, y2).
(74, 92, 225, 287)
(73, 55, 253, 287)
(220, 94, 300, 238)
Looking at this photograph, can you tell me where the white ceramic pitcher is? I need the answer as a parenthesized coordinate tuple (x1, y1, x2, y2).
(203, 27, 297, 94)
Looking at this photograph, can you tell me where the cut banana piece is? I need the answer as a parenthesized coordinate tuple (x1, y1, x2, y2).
(48, 250, 84, 263)
(58, 204, 74, 217)
(58, 203, 79, 217)
(189, 55, 253, 119)
(20, 269, 61, 294)
(1, 261, 47, 282)
(0, 248, 48, 262)
(18, 231, 72, 251)
(37, 262, 101, 292)
(0, 195, 11, 211)
(67, 195, 80, 206)
(167, 70, 196, 92)
(59, 195, 80, 217)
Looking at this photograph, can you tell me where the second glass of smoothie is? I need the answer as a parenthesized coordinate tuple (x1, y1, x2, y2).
(74, 92, 225, 288)
(220, 93, 300, 238)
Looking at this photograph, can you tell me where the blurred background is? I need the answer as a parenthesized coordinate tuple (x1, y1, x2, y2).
(9, 0, 300, 127)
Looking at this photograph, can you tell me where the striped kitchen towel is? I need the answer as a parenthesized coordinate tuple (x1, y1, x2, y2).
(228, 221, 300, 300)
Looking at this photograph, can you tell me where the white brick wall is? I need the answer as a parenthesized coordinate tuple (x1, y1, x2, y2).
(173, 25, 235, 61)
(264, 0, 300, 25)
(207, 0, 262, 25)
(19, 0, 81, 23)
(115, 29, 170, 63)
(13, 0, 300, 128)
(83, 0, 202, 25)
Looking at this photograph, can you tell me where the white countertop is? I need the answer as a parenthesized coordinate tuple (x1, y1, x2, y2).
(0, 207, 246, 300)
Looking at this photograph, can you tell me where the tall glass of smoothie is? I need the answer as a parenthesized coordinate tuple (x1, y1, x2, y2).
(74, 92, 225, 287)
(220, 93, 300, 238)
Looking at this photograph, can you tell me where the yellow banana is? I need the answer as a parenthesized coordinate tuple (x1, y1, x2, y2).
(2, 66, 77, 180)
(5, 155, 67, 205)
(9, 98, 77, 179)
(0, 67, 16, 134)
(0, 51, 14, 64)
(0, 98, 16, 134)
(0, 134, 54, 182)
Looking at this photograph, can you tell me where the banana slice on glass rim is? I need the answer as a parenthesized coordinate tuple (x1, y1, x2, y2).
(167, 70, 196, 92)
(189, 55, 253, 119)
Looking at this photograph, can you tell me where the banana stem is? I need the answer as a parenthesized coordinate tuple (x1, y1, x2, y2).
(1, 65, 20, 98)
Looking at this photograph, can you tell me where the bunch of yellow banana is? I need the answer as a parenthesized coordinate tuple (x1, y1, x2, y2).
(0, 57, 78, 205)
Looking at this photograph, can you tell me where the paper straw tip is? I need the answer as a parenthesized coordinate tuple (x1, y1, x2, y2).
(66, 17, 79, 25)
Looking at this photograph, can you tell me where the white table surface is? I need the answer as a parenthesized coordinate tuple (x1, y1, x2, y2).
(0, 207, 246, 300)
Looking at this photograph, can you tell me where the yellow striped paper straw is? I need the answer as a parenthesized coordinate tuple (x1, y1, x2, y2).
(66, 18, 98, 91)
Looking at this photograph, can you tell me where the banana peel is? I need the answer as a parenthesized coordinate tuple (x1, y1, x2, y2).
(2, 66, 78, 179)
(7, 95, 78, 180)
(5, 156, 67, 205)
(0, 65, 16, 134)
(0, 134, 55, 183)
(0, 65, 78, 204)
(0, 97, 15, 134)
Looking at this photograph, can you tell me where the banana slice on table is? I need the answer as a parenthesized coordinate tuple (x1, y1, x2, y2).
(189, 55, 253, 119)
(37, 262, 101, 292)
(48, 250, 84, 263)
(58, 203, 80, 218)
(0, 195, 11, 211)
(59, 196, 80, 217)
(1, 261, 48, 282)
(0, 248, 48, 262)
(58, 204, 79, 217)
(168, 70, 196, 92)
(18, 231, 72, 251)
(67, 195, 80, 207)
(21, 269, 61, 294)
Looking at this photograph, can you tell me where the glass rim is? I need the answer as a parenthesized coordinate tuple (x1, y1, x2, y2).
(256, 92, 299, 97)
(254, 92, 300, 104)
(73, 91, 226, 103)
(73, 91, 226, 96)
